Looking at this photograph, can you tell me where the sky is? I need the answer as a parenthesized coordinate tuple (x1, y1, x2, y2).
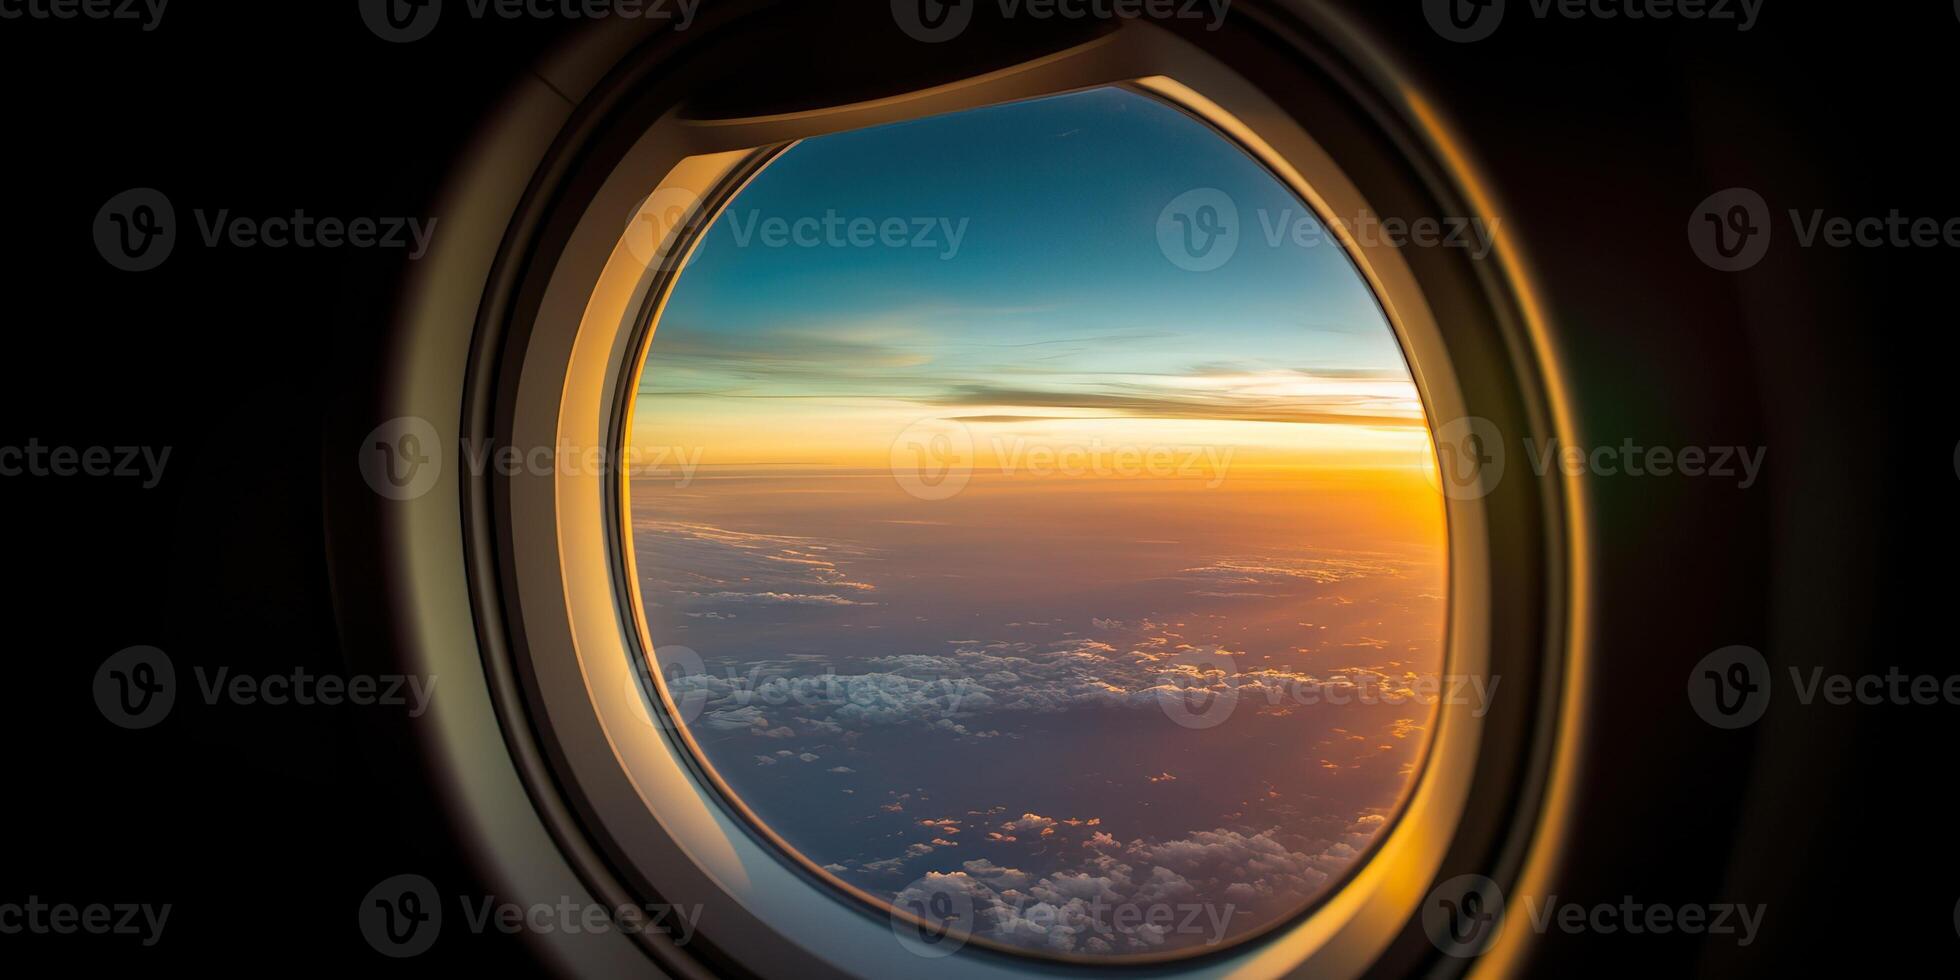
(631, 85, 1429, 475)
(626, 87, 1449, 960)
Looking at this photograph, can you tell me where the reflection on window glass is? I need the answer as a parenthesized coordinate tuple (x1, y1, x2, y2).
(626, 87, 1446, 959)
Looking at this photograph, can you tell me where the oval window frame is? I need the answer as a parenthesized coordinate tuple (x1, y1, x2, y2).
(614, 81, 1462, 967)
(359, 8, 1588, 979)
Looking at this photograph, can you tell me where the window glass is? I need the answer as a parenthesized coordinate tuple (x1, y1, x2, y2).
(626, 87, 1446, 959)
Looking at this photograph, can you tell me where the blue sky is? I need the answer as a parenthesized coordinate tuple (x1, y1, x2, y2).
(637, 86, 1416, 436)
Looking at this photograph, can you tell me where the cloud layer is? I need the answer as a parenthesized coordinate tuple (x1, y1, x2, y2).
(890, 814, 1387, 955)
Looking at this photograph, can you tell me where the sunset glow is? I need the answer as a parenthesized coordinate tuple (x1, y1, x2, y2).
(626, 87, 1448, 959)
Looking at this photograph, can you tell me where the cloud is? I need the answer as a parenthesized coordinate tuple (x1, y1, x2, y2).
(668, 632, 1442, 743)
(961, 859, 1035, 890)
(908, 368, 1423, 427)
(631, 520, 877, 614)
(940, 415, 1081, 423)
(703, 705, 769, 730)
(697, 591, 873, 606)
(633, 322, 939, 395)
(1001, 813, 1057, 833)
(1179, 554, 1406, 589)
(885, 813, 1387, 956)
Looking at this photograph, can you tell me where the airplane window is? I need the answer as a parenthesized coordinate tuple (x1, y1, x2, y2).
(622, 86, 1447, 960)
